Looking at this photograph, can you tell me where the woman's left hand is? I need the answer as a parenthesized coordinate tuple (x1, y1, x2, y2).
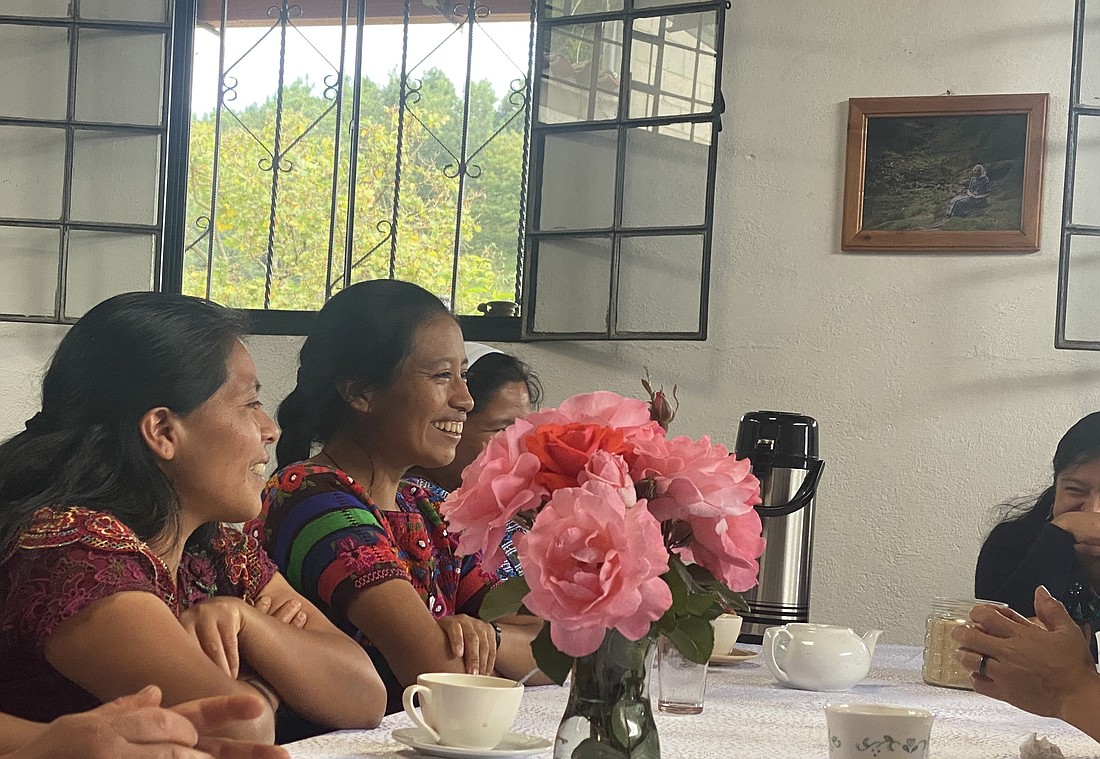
(951, 586, 1095, 719)
(435, 615, 497, 676)
(179, 597, 250, 680)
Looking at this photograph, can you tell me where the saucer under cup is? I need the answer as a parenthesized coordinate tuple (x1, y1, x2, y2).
(403, 673, 523, 750)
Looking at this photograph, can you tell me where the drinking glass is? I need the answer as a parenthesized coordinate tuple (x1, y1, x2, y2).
(657, 635, 708, 714)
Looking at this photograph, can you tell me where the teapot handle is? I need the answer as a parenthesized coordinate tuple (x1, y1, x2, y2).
(766, 628, 792, 683)
(755, 460, 824, 517)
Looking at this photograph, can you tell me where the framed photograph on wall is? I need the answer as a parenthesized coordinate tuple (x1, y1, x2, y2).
(841, 93, 1048, 251)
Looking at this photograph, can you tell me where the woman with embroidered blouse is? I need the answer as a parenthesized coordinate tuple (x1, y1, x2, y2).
(0, 292, 385, 745)
(253, 279, 547, 715)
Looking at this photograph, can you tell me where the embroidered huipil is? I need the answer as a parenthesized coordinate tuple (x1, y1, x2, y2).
(251, 463, 497, 713)
(0, 506, 276, 722)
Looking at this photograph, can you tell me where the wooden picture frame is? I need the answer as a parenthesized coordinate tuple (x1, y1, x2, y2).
(841, 93, 1048, 252)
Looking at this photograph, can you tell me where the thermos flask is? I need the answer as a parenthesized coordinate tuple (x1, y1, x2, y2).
(734, 411, 824, 643)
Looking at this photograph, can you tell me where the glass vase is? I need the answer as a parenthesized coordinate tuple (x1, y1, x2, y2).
(553, 630, 660, 759)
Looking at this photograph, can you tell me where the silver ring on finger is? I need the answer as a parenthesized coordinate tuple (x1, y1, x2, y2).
(977, 653, 989, 677)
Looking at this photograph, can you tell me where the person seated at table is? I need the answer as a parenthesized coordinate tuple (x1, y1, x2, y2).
(1, 686, 288, 759)
(0, 292, 385, 742)
(954, 586, 1100, 743)
(975, 412, 1100, 633)
(406, 343, 542, 578)
(255, 279, 548, 715)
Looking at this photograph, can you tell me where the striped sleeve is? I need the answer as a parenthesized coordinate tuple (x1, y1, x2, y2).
(261, 466, 407, 608)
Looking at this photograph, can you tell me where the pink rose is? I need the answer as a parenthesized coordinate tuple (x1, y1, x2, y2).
(577, 450, 636, 506)
(675, 508, 766, 592)
(517, 481, 672, 656)
(634, 435, 762, 522)
(442, 419, 546, 567)
(527, 391, 662, 437)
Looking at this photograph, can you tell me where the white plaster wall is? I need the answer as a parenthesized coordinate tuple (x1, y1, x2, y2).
(2, 0, 1098, 646)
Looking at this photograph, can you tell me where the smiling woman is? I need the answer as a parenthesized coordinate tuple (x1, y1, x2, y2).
(976, 412, 1100, 635)
(251, 279, 548, 720)
(0, 292, 386, 744)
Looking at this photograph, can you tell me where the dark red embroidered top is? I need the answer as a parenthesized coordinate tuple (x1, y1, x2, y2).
(0, 506, 276, 722)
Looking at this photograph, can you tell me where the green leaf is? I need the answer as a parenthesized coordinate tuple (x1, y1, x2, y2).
(572, 737, 629, 759)
(664, 615, 713, 665)
(661, 564, 688, 615)
(478, 577, 530, 622)
(531, 623, 575, 685)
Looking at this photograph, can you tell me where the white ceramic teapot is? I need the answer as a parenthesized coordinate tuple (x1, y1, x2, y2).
(762, 623, 882, 692)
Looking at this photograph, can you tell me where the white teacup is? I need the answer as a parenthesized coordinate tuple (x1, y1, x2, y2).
(824, 703, 934, 759)
(711, 613, 743, 657)
(402, 673, 523, 749)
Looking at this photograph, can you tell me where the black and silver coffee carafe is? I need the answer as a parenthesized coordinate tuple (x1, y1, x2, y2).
(734, 411, 824, 643)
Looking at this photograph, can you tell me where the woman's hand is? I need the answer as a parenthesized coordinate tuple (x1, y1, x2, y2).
(253, 596, 307, 629)
(180, 597, 250, 679)
(951, 586, 1097, 720)
(435, 615, 497, 676)
(5, 686, 287, 759)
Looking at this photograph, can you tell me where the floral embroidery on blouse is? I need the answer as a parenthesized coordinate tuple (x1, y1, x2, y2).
(0, 505, 277, 723)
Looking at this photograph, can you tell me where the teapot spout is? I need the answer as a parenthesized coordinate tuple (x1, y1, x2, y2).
(861, 629, 883, 657)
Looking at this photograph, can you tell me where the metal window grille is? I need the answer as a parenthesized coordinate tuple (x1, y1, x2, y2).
(1057, 0, 1100, 348)
(171, 0, 538, 338)
(0, 2, 175, 324)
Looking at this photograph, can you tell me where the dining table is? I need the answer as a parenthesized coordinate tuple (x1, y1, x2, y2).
(284, 643, 1098, 758)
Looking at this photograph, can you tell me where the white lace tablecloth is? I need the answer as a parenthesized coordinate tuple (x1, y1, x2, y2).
(284, 644, 1097, 758)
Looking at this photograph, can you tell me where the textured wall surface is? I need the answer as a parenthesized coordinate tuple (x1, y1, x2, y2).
(2, 1, 1099, 645)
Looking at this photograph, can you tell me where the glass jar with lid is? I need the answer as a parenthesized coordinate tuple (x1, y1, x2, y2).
(922, 596, 1007, 689)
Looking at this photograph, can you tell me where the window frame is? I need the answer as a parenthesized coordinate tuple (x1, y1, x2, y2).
(166, 0, 724, 341)
(1057, 0, 1100, 349)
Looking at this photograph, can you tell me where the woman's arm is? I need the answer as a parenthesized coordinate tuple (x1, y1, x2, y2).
(494, 615, 554, 685)
(1, 687, 289, 759)
(42, 592, 276, 744)
(344, 579, 496, 687)
(0, 715, 45, 755)
(953, 586, 1100, 741)
(232, 573, 386, 729)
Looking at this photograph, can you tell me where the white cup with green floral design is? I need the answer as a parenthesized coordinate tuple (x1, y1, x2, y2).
(824, 703, 933, 759)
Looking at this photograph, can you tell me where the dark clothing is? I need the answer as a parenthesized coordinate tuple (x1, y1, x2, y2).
(975, 518, 1083, 616)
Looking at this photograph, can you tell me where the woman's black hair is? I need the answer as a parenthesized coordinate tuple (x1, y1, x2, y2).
(276, 279, 451, 467)
(1002, 411, 1100, 525)
(0, 292, 247, 552)
(466, 352, 542, 412)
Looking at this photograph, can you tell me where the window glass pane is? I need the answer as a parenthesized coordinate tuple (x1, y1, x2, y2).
(538, 129, 617, 230)
(0, 125, 66, 220)
(79, 0, 168, 22)
(70, 130, 161, 225)
(76, 30, 165, 125)
(64, 231, 155, 319)
(628, 11, 716, 120)
(0, 25, 69, 120)
(616, 233, 701, 332)
(1082, 1, 1100, 105)
(1072, 116, 1100, 226)
(0, 0, 70, 16)
(0, 226, 59, 318)
(530, 236, 610, 332)
(545, 0, 623, 20)
(622, 126, 708, 227)
(539, 21, 622, 123)
(1064, 235, 1100, 343)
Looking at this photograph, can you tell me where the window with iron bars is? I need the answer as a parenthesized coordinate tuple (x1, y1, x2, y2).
(0, 0, 724, 339)
(1058, 0, 1100, 348)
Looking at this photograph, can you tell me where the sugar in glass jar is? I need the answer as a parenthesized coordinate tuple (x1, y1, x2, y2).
(922, 596, 1007, 689)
